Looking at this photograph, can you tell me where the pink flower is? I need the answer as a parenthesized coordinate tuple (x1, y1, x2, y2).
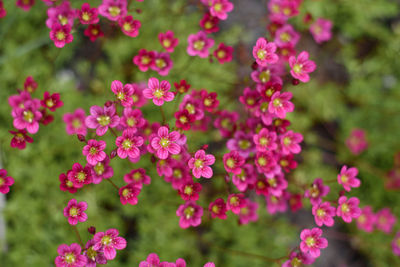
(78, 3, 99, 24)
(337, 196, 362, 223)
(85, 105, 120, 136)
(310, 18, 333, 44)
(67, 163, 93, 188)
(252, 38, 279, 66)
(84, 24, 104, 42)
(12, 100, 42, 134)
(209, 0, 234, 20)
(0, 169, 14, 194)
(176, 201, 203, 228)
(232, 164, 257, 192)
(133, 49, 155, 72)
(223, 151, 245, 175)
(188, 149, 215, 178)
(139, 253, 173, 267)
(253, 128, 278, 152)
(356, 206, 376, 232)
(0, 1, 6, 18)
(200, 89, 219, 112)
(84, 239, 107, 266)
(199, 12, 220, 33)
(123, 168, 150, 189)
(312, 202, 336, 227)
(376, 208, 396, 234)
(150, 126, 181, 159)
(41, 91, 63, 111)
(16, 0, 34, 11)
(289, 51, 316, 83)
(63, 108, 87, 136)
(158, 30, 179, 53)
(151, 52, 173, 76)
(274, 24, 300, 48)
(55, 243, 87, 267)
(178, 181, 202, 201)
(345, 128, 368, 155)
(392, 232, 400, 256)
(46, 1, 75, 29)
(226, 193, 246, 214)
(209, 198, 227, 219)
(111, 80, 134, 107)
(119, 15, 141, 37)
(89, 156, 114, 184)
(143, 77, 174, 106)
(337, 165, 361, 192)
(119, 183, 141, 205)
(266, 194, 287, 214)
(115, 129, 144, 159)
(268, 91, 294, 118)
(9, 129, 33, 150)
(203, 263, 216, 267)
(93, 228, 127, 260)
(98, 0, 127, 21)
(282, 251, 315, 267)
(59, 173, 77, 194)
(24, 76, 38, 93)
(213, 43, 233, 64)
(63, 199, 88, 225)
(305, 178, 330, 205)
(120, 108, 145, 132)
(175, 109, 195, 131)
(50, 24, 73, 48)
(280, 130, 303, 155)
(238, 199, 259, 225)
(82, 139, 107, 165)
(187, 31, 215, 58)
(300, 228, 328, 258)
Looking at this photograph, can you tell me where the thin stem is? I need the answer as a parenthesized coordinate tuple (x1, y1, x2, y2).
(160, 106, 166, 125)
(73, 225, 84, 248)
(109, 127, 119, 138)
(106, 178, 120, 191)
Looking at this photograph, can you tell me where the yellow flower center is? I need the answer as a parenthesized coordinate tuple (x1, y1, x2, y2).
(184, 206, 195, 218)
(217, 50, 226, 59)
(280, 32, 291, 42)
(239, 140, 250, 149)
(259, 70, 271, 83)
(257, 49, 266, 60)
(341, 203, 350, 213)
(173, 169, 182, 178)
(108, 6, 121, 17)
(89, 147, 97, 155)
(257, 157, 267, 166)
(154, 89, 164, 98)
(226, 158, 235, 168)
(123, 22, 132, 32)
(214, 3, 222, 12)
(283, 137, 291, 146)
(23, 110, 34, 123)
(58, 15, 68, 25)
(163, 39, 171, 48)
(69, 207, 78, 217)
(46, 99, 54, 107)
(293, 64, 302, 74)
(194, 159, 204, 168)
(133, 172, 142, 181)
(212, 205, 220, 213)
(122, 188, 131, 197)
(155, 59, 166, 69)
(184, 185, 193, 195)
(82, 12, 91, 21)
(97, 115, 110, 126)
(77, 171, 86, 182)
(160, 138, 169, 148)
(101, 235, 112, 245)
(64, 253, 76, 264)
(317, 208, 326, 217)
(94, 163, 104, 175)
(305, 236, 315, 247)
(194, 40, 205, 51)
(122, 139, 132, 149)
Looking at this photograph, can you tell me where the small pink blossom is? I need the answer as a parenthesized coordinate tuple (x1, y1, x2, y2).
(158, 30, 179, 53)
(50, 24, 73, 48)
(143, 77, 174, 106)
(300, 227, 328, 258)
(356, 206, 376, 232)
(93, 228, 127, 260)
(275, 24, 300, 48)
(209, 0, 233, 20)
(119, 183, 141, 205)
(78, 3, 99, 24)
(89, 156, 114, 184)
(63, 199, 88, 225)
(133, 49, 155, 72)
(84, 24, 104, 42)
(115, 129, 144, 159)
(84, 239, 107, 266)
(111, 80, 134, 107)
(119, 15, 141, 37)
(9, 129, 33, 150)
(289, 51, 316, 83)
(16, 0, 35, 11)
(120, 108, 145, 132)
(0, 169, 14, 194)
(282, 251, 315, 267)
(199, 12, 220, 34)
(280, 130, 303, 155)
(213, 42, 233, 64)
(63, 108, 87, 136)
(178, 181, 202, 201)
(223, 151, 245, 175)
(252, 37, 279, 66)
(187, 31, 215, 58)
(149, 126, 181, 159)
(209, 198, 227, 219)
(151, 52, 173, 76)
(123, 168, 150, 189)
(176, 201, 203, 228)
(24, 76, 38, 93)
(253, 128, 278, 152)
(55, 243, 87, 267)
(12, 100, 42, 134)
(312, 201, 336, 227)
(41, 91, 63, 111)
(85, 104, 120, 136)
(188, 149, 215, 178)
(82, 139, 107, 165)
(268, 91, 294, 119)
(346, 128, 368, 155)
(67, 163, 93, 188)
(376, 208, 396, 234)
(337, 165, 361, 192)
(337, 196, 362, 223)
(98, 0, 127, 21)
(226, 193, 246, 214)
(392, 232, 400, 256)
(238, 199, 259, 225)
(310, 18, 333, 44)
(305, 178, 330, 205)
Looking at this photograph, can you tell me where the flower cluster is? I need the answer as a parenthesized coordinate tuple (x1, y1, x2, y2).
(139, 252, 215, 267)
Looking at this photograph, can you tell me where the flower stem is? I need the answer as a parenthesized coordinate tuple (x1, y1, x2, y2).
(106, 178, 120, 191)
(160, 106, 166, 125)
(73, 225, 84, 249)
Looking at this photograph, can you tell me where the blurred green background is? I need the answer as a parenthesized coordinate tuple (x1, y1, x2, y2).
(1, 0, 400, 266)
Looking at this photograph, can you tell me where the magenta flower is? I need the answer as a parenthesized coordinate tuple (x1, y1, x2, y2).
(119, 183, 141, 205)
(98, 0, 127, 21)
(119, 15, 141, 37)
(89, 156, 114, 184)
(67, 163, 93, 188)
(253, 128, 278, 152)
(111, 80, 134, 107)
(200, 12, 220, 34)
(392, 232, 400, 256)
(24, 76, 38, 93)
(0, 169, 14, 194)
(63, 199, 88, 225)
(45, 1, 75, 28)
(346, 128, 368, 155)
(120, 108, 145, 132)
(356, 206, 376, 232)
(55, 243, 87, 267)
(84, 239, 107, 266)
(280, 130, 303, 155)
(93, 228, 127, 260)
(84, 24, 104, 42)
(337, 196, 362, 223)
(238, 199, 259, 225)
(209, 0, 234, 20)
(209, 198, 227, 219)
(143, 77, 174, 106)
(0, 1, 5, 18)
(274, 24, 300, 48)
(176, 201, 203, 228)
(150, 126, 181, 159)
(41, 91, 63, 111)
(268, 91, 294, 118)
(82, 139, 107, 165)
(312, 201, 336, 227)
(12, 100, 42, 134)
(289, 51, 316, 83)
(305, 178, 330, 205)
(223, 151, 245, 175)
(203, 263, 216, 267)
(188, 149, 215, 178)
(59, 172, 77, 194)
(16, 0, 34, 11)
(252, 37, 279, 66)
(78, 3, 99, 25)
(266, 194, 287, 214)
(9, 129, 33, 150)
(139, 253, 173, 267)
(85, 104, 120, 136)
(50, 24, 73, 48)
(178, 181, 202, 201)
(310, 18, 333, 44)
(376, 208, 396, 234)
(150, 52, 173, 76)
(123, 168, 151, 189)
(63, 108, 87, 136)
(282, 251, 315, 267)
(133, 49, 155, 72)
(187, 31, 215, 58)
(300, 227, 328, 258)
(226, 193, 246, 214)
(115, 129, 144, 159)
(337, 165, 361, 192)
(158, 30, 179, 53)
(232, 164, 257, 192)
